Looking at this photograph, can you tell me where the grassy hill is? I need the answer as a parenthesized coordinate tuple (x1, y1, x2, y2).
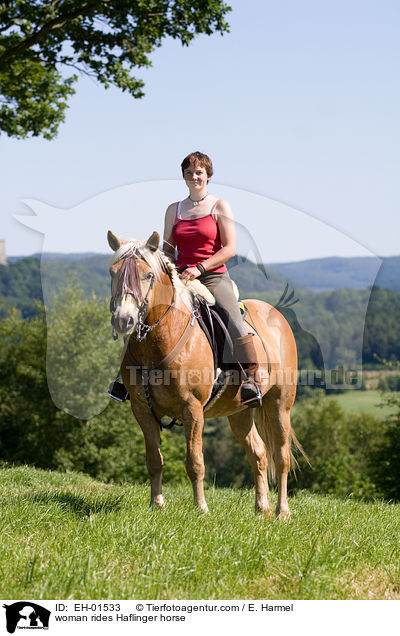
(1, 464, 399, 600)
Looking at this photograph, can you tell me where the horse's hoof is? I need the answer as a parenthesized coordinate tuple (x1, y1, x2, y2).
(150, 496, 165, 509)
(197, 503, 209, 514)
(255, 497, 271, 516)
(255, 506, 272, 517)
(275, 506, 290, 520)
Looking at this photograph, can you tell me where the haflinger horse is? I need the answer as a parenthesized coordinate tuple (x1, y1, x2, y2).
(108, 230, 301, 518)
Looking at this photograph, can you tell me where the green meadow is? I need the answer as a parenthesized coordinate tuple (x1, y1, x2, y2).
(1, 465, 399, 600)
(324, 390, 397, 418)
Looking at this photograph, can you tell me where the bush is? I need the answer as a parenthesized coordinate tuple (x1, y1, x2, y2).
(377, 374, 400, 391)
(370, 393, 400, 500)
(289, 392, 381, 498)
(0, 287, 187, 485)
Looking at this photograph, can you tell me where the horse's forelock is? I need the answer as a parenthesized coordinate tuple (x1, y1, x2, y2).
(109, 239, 175, 284)
(109, 238, 193, 309)
(109, 240, 141, 266)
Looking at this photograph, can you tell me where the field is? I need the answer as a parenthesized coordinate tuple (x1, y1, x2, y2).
(1, 465, 399, 600)
(322, 390, 396, 418)
(292, 389, 397, 419)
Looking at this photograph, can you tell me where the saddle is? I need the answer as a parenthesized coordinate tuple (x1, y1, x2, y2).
(194, 294, 248, 375)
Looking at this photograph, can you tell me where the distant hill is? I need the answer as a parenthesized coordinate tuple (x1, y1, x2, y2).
(269, 256, 400, 292)
(5, 253, 400, 294)
(7, 253, 295, 297)
(1, 253, 293, 319)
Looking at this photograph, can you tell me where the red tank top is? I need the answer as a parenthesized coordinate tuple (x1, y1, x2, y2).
(172, 200, 227, 274)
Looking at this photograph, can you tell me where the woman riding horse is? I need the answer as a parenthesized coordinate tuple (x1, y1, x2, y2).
(110, 151, 261, 406)
(107, 152, 301, 516)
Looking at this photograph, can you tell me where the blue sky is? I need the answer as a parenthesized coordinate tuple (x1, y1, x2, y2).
(1, 0, 399, 261)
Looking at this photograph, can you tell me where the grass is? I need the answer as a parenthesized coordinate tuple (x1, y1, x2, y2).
(324, 390, 397, 418)
(293, 390, 397, 419)
(1, 465, 400, 600)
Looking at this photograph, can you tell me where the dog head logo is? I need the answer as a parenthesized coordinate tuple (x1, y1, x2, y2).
(3, 602, 50, 633)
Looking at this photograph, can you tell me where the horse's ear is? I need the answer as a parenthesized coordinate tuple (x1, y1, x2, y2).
(146, 231, 160, 252)
(107, 230, 122, 252)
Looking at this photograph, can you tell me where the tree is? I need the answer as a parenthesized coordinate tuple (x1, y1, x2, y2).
(371, 386, 400, 500)
(0, 0, 231, 139)
(0, 286, 187, 484)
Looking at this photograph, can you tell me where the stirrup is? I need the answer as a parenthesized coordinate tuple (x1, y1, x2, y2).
(107, 377, 129, 402)
(240, 378, 262, 408)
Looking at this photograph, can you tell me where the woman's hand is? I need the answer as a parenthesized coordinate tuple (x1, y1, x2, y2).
(181, 266, 201, 282)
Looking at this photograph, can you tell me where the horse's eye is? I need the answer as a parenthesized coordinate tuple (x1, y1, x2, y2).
(144, 272, 153, 280)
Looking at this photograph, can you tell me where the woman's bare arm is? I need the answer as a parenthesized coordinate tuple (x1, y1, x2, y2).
(162, 203, 177, 262)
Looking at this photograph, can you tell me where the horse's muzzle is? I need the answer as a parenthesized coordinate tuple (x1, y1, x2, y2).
(111, 312, 135, 335)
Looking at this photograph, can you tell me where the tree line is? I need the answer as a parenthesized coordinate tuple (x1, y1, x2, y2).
(1, 286, 399, 500)
(1, 256, 400, 367)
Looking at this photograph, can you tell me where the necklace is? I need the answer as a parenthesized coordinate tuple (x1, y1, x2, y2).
(188, 193, 208, 206)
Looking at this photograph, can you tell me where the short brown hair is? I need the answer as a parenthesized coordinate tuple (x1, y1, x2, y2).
(181, 151, 213, 180)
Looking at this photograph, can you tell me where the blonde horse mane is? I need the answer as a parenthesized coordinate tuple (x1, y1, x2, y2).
(109, 239, 215, 307)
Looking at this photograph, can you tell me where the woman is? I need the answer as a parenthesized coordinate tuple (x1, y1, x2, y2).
(163, 151, 261, 406)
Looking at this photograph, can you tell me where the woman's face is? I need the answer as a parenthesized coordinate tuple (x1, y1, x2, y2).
(183, 162, 209, 190)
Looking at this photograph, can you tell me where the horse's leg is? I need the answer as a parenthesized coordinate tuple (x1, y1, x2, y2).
(130, 400, 164, 508)
(228, 410, 271, 515)
(182, 403, 208, 512)
(258, 394, 292, 519)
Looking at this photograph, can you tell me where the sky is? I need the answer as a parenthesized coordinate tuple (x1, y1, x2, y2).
(1, 0, 399, 262)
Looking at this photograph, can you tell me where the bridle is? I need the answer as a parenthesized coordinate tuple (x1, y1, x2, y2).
(110, 252, 175, 341)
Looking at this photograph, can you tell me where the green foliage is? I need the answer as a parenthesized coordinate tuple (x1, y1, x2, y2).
(363, 287, 400, 363)
(44, 282, 117, 419)
(0, 53, 75, 139)
(370, 393, 400, 500)
(2, 260, 400, 500)
(4, 255, 400, 371)
(0, 0, 231, 138)
(0, 258, 43, 318)
(0, 285, 187, 484)
(204, 390, 400, 501)
(289, 392, 381, 498)
(377, 374, 400, 392)
(203, 417, 253, 487)
(6, 255, 400, 374)
(1, 283, 400, 501)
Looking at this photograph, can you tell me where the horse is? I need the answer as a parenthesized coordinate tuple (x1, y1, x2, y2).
(107, 230, 300, 518)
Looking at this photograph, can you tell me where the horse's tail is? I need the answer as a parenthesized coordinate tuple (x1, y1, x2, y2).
(254, 404, 310, 482)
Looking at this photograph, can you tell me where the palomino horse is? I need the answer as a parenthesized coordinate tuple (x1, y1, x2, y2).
(108, 230, 300, 517)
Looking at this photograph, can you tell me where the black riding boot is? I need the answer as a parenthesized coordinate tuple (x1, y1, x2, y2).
(107, 377, 129, 401)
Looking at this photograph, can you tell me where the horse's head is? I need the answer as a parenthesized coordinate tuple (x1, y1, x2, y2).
(107, 230, 161, 336)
